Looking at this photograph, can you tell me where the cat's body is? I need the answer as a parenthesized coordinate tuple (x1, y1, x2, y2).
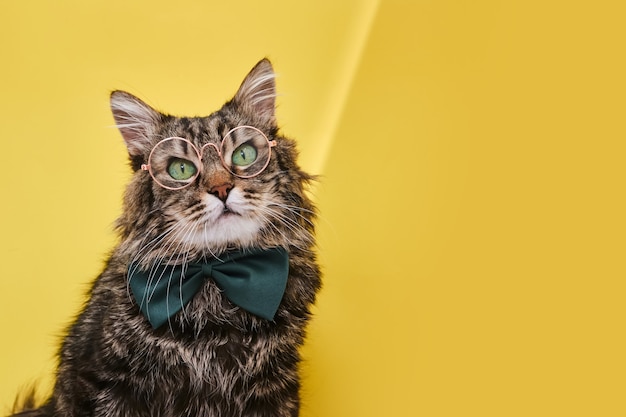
(11, 59, 321, 417)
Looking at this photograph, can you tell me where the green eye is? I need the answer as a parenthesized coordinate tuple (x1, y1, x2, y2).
(231, 143, 258, 167)
(167, 158, 197, 180)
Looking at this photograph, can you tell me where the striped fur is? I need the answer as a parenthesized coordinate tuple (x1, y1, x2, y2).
(11, 59, 321, 417)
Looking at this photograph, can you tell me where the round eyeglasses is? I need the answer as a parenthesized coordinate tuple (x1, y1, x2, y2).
(141, 125, 276, 190)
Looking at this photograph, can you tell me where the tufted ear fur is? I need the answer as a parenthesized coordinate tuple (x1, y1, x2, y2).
(233, 58, 277, 127)
(110, 90, 161, 157)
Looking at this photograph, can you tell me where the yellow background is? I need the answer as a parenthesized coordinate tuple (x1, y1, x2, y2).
(1, 1, 625, 416)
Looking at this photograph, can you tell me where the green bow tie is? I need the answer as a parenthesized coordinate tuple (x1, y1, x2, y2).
(128, 247, 289, 328)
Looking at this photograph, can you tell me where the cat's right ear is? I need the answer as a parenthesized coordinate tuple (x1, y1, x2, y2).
(110, 91, 160, 157)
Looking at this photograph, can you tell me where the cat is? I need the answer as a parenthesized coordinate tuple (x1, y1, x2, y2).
(10, 58, 321, 417)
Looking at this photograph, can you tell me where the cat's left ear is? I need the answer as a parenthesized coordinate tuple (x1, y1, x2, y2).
(233, 58, 277, 127)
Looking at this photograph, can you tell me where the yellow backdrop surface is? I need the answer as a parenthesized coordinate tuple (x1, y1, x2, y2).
(1, 1, 625, 416)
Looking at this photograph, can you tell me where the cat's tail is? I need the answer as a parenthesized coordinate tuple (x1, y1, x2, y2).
(8, 386, 50, 417)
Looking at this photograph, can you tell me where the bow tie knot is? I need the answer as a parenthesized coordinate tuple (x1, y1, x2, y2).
(128, 248, 289, 329)
(201, 263, 213, 276)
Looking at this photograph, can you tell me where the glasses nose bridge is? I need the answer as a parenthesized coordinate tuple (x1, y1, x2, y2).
(199, 142, 222, 160)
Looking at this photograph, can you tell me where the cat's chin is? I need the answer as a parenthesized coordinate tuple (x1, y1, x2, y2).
(200, 214, 261, 249)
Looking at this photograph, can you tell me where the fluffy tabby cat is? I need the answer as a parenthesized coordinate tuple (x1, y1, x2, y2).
(10, 59, 321, 417)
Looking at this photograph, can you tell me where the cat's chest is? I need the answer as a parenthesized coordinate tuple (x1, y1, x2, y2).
(143, 330, 264, 382)
(174, 342, 220, 381)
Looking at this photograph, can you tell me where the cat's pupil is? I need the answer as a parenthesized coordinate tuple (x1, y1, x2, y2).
(232, 144, 257, 166)
(167, 158, 197, 180)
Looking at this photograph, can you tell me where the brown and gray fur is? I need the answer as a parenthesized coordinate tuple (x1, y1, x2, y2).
(10, 59, 321, 417)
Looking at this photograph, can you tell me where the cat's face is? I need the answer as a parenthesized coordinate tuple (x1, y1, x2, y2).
(111, 59, 314, 263)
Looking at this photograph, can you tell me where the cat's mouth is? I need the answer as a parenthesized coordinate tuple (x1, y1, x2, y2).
(221, 204, 240, 217)
(191, 191, 262, 248)
(191, 202, 261, 250)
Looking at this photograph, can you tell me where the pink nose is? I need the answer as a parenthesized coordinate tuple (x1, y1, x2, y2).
(210, 182, 233, 201)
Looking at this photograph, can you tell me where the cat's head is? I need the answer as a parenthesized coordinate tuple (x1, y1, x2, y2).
(111, 59, 315, 264)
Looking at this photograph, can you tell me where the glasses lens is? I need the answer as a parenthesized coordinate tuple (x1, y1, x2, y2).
(147, 137, 200, 190)
(221, 126, 272, 178)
